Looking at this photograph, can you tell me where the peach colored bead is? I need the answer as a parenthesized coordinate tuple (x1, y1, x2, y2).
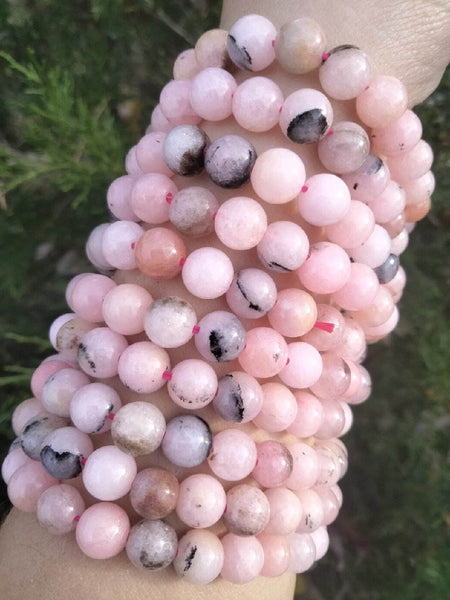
(387, 139, 434, 183)
(268, 288, 317, 337)
(232, 77, 283, 133)
(220, 534, 264, 583)
(351, 286, 395, 327)
(130, 173, 177, 225)
(343, 359, 363, 398)
(297, 242, 351, 295)
(195, 29, 230, 69)
(404, 197, 431, 222)
(356, 75, 408, 128)
(251, 148, 306, 204)
(252, 382, 298, 432)
(150, 104, 173, 134)
(295, 489, 325, 533)
(275, 17, 326, 74)
(287, 391, 324, 438)
(7, 461, 58, 512)
(264, 487, 303, 535)
(173, 48, 200, 80)
(135, 132, 174, 177)
(368, 181, 406, 224)
(279, 342, 323, 389)
(238, 327, 289, 378)
(288, 533, 316, 573)
(319, 46, 371, 100)
(325, 200, 375, 249)
(76, 502, 130, 559)
(135, 228, 186, 280)
(332, 262, 380, 311)
(403, 170, 435, 206)
(285, 442, 319, 491)
(315, 398, 346, 439)
(102, 284, 153, 336)
(371, 109, 422, 156)
(258, 533, 291, 577)
(214, 196, 267, 250)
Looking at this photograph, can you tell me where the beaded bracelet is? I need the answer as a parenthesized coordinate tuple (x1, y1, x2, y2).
(2, 12, 433, 585)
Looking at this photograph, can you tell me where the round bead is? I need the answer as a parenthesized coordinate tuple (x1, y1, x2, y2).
(302, 304, 346, 351)
(227, 14, 276, 71)
(220, 534, 264, 583)
(223, 484, 270, 536)
(20, 412, 68, 460)
(288, 533, 316, 573)
(325, 200, 375, 249)
(174, 529, 224, 585)
(346, 364, 372, 405)
(319, 45, 371, 100)
(264, 487, 303, 535)
(374, 253, 400, 284)
(106, 175, 139, 221)
(126, 519, 177, 571)
(284, 442, 319, 491)
(215, 196, 267, 249)
(36, 483, 85, 535)
(387, 139, 434, 183)
(296, 488, 325, 533)
(111, 401, 166, 457)
(317, 121, 370, 174)
(55, 318, 96, 359)
(208, 429, 257, 481)
(86, 224, 113, 270)
(150, 104, 172, 134)
(238, 327, 289, 378)
(257, 221, 309, 272)
(371, 109, 422, 156)
(194, 311, 246, 362)
(130, 173, 177, 225)
(176, 474, 226, 528)
(195, 28, 230, 69)
(348, 224, 391, 268)
(144, 296, 197, 348)
(117, 341, 170, 394)
(258, 533, 291, 577)
(135, 227, 186, 280)
(129, 467, 179, 520)
(332, 262, 379, 311)
(232, 77, 283, 132)
(297, 242, 351, 294)
(275, 17, 326, 74)
(70, 382, 121, 434)
(356, 75, 408, 128)
(287, 391, 324, 438)
(102, 283, 153, 336)
(162, 124, 209, 176)
(252, 441, 293, 488)
(351, 285, 395, 327)
(1, 447, 32, 485)
(252, 382, 298, 432)
(190, 67, 236, 121)
(213, 371, 263, 423)
(82, 445, 137, 501)
(78, 327, 128, 379)
(335, 317, 367, 363)
(168, 358, 218, 409)
(268, 288, 317, 338)
(205, 134, 256, 188)
(162, 415, 212, 468)
(173, 48, 200, 79)
(341, 154, 390, 202)
(125, 145, 145, 174)
(169, 186, 219, 237)
(40, 426, 94, 479)
(76, 502, 130, 559)
(7, 461, 58, 512)
(226, 268, 277, 319)
(31, 360, 72, 399)
(403, 170, 435, 205)
(159, 79, 200, 126)
(279, 342, 323, 390)
(68, 273, 116, 323)
(251, 148, 306, 204)
(279, 89, 333, 144)
(310, 526, 330, 561)
(102, 221, 143, 270)
(182, 247, 234, 299)
(298, 173, 351, 226)
(135, 132, 174, 177)
(49, 314, 76, 351)
(310, 354, 351, 400)
(12, 398, 44, 437)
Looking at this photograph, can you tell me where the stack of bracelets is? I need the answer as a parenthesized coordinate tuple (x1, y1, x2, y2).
(1, 13, 434, 585)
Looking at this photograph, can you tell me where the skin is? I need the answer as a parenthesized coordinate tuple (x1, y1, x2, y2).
(1, 1, 449, 599)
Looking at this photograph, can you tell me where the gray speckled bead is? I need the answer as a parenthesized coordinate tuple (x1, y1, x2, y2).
(205, 135, 256, 188)
(144, 296, 197, 349)
(194, 310, 246, 362)
(169, 186, 219, 237)
(223, 484, 270, 536)
(213, 372, 263, 423)
(111, 401, 166, 457)
(374, 253, 400, 284)
(8, 438, 22, 453)
(40, 426, 94, 479)
(126, 519, 178, 571)
(20, 412, 68, 460)
(226, 268, 277, 319)
(163, 125, 210, 176)
(161, 415, 212, 468)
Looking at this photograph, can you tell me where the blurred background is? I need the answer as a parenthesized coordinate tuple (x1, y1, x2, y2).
(0, 1, 448, 598)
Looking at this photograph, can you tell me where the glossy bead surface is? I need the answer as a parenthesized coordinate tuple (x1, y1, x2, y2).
(285, 442, 319, 490)
(374, 253, 400, 284)
(288, 533, 316, 573)
(257, 221, 309, 272)
(232, 77, 283, 132)
(332, 262, 379, 311)
(319, 46, 371, 100)
(182, 247, 234, 299)
(168, 358, 217, 409)
(208, 429, 257, 481)
(238, 327, 289, 378)
(205, 134, 256, 188)
(86, 224, 113, 270)
(106, 175, 139, 221)
(7, 461, 58, 512)
(371, 109, 422, 156)
(258, 533, 291, 577)
(213, 371, 263, 423)
(227, 14, 276, 71)
(348, 224, 391, 268)
(101, 221, 143, 270)
(190, 67, 237, 121)
(111, 401, 166, 456)
(288, 391, 324, 438)
(117, 341, 170, 394)
(68, 273, 116, 323)
(356, 75, 408, 128)
(82, 445, 137, 501)
(298, 173, 351, 226)
(253, 382, 298, 432)
(102, 283, 152, 336)
(223, 484, 270, 536)
(301, 304, 345, 351)
(135, 227, 186, 280)
(20, 412, 68, 460)
(36, 483, 85, 534)
(174, 529, 224, 584)
(220, 534, 264, 583)
(40, 426, 94, 479)
(280, 89, 333, 144)
(226, 268, 277, 319)
(1, 447, 32, 485)
(39, 367, 89, 418)
(215, 196, 267, 250)
(176, 474, 226, 528)
(144, 296, 197, 348)
(318, 121, 370, 174)
(70, 382, 121, 434)
(159, 79, 200, 126)
(264, 487, 303, 535)
(275, 17, 326, 74)
(130, 467, 179, 520)
(195, 28, 229, 69)
(252, 440, 293, 488)
(195, 310, 246, 362)
(78, 327, 128, 379)
(163, 124, 209, 176)
(135, 132, 174, 176)
(76, 502, 130, 559)
(126, 519, 178, 570)
(169, 186, 218, 237)
(251, 148, 306, 204)
(130, 173, 177, 224)
(297, 242, 351, 294)
(341, 154, 390, 202)
(325, 200, 375, 249)
(162, 415, 212, 468)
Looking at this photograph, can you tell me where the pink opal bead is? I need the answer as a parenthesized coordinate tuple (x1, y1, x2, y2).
(332, 262, 379, 311)
(223, 484, 270, 536)
(49, 313, 77, 350)
(190, 67, 236, 121)
(325, 200, 375, 249)
(252, 441, 293, 488)
(208, 429, 257, 481)
(162, 415, 212, 468)
(251, 148, 306, 204)
(36, 483, 85, 535)
(363, 305, 400, 341)
(117, 341, 169, 394)
(371, 109, 422, 156)
(319, 46, 371, 100)
(349, 224, 391, 268)
(65, 273, 88, 308)
(275, 17, 326, 75)
(7, 461, 58, 512)
(78, 327, 128, 379)
(70, 382, 121, 434)
(317, 121, 370, 174)
(135, 132, 173, 176)
(82, 445, 137, 501)
(296, 489, 325, 533)
(297, 242, 351, 294)
(298, 173, 351, 226)
(173, 48, 200, 79)
(387, 139, 434, 183)
(102, 283, 152, 336)
(342, 359, 362, 398)
(130, 173, 177, 225)
(53, 318, 100, 359)
(403, 170, 435, 206)
(310, 353, 351, 400)
(356, 75, 408, 128)
(31, 360, 72, 399)
(150, 104, 173, 133)
(351, 286, 395, 328)
(12, 397, 43, 436)
(279, 342, 323, 389)
(384, 213, 406, 238)
(69, 273, 116, 322)
(135, 227, 186, 281)
(125, 145, 144, 176)
(390, 229, 409, 255)
(279, 89, 333, 144)
(174, 529, 224, 584)
(268, 288, 317, 338)
(314, 398, 346, 440)
(227, 14, 276, 72)
(41, 367, 91, 417)
(111, 401, 165, 457)
(383, 263, 406, 296)
(176, 474, 226, 528)
(169, 186, 218, 237)
(129, 467, 179, 520)
(214, 196, 267, 250)
(238, 327, 289, 379)
(144, 296, 197, 348)
(341, 155, 390, 202)
(302, 304, 346, 352)
(1, 447, 32, 485)
(20, 412, 68, 460)
(86, 224, 113, 271)
(287, 391, 324, 438)
(330, 484, 343, 508)
(195, 29, 229, 69)
(182, 247, 234, 299)
(102, 220, 143, 270)
(310, 526, 330, 561)
(257, 221, 309, 272)
(288, 533, 316, 573)
(253, 382, 298, 432)
(214, 371, 263, 423)
(220, 534, 265, 583)
(339, 400, 354, 436)
(226, 268, 277, 320)
(159, 79, 200, 126)
(335, 317, 367, 363)
(315, 448, 342, 487)
(76, 502, 130, 559)
(285, 442, 319, 491)
(346, 364, 372, 405)
(257, 533, 291, 577)
(41, 424, 95, 479)
(106, 175, 139, 221)
(194, 311, 245, 363)
(264, 487, 303, 535)
(232, 77, 283, 132)
(168, 359, 217, 409)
